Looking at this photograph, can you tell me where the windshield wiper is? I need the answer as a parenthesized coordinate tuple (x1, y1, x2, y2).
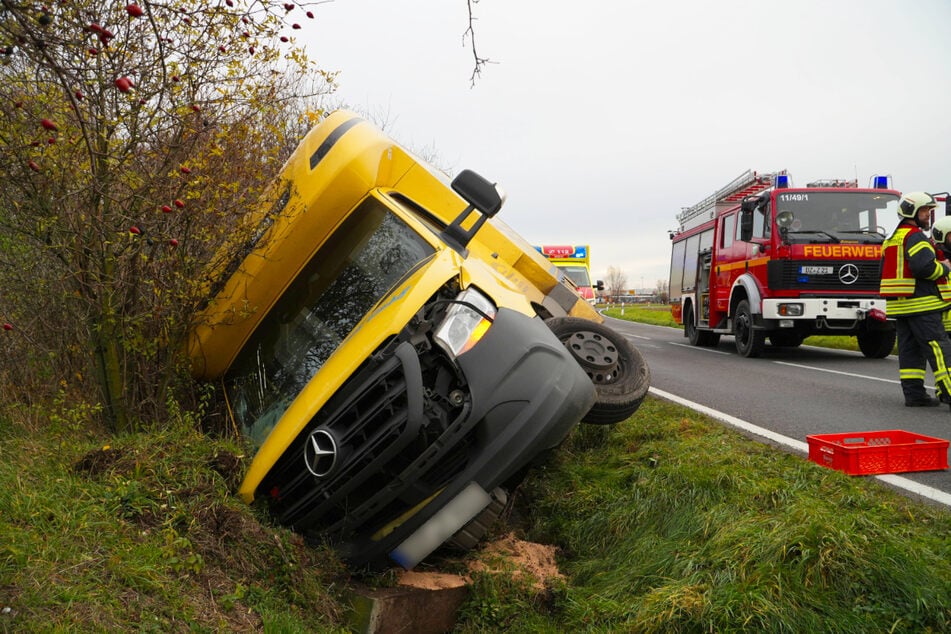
(784, 229, 841, 243)
(837, 229, 886, 240)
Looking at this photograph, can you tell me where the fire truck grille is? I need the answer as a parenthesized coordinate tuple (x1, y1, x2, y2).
(767, 260, 882, 293)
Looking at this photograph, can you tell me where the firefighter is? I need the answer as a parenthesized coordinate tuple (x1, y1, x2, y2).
(880, 192, 951, 407)
(929, 214, 951, 334)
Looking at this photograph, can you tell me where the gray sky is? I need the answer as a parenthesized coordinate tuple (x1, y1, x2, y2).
(302, 0, 951, 289)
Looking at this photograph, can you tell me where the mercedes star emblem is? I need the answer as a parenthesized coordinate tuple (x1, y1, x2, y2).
(304, 429, 337, 477)
(838, 263, 859, 285)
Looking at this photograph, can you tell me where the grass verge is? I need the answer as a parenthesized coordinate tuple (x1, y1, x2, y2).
(455, 398, 951, 632)
(1, 322, 938, 632)
(0, 407, 350, 633)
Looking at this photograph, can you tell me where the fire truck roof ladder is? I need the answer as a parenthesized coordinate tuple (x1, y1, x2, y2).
(677, 169, 785, 230)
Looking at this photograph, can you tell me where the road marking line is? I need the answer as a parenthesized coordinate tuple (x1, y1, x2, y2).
(669, 342, 731, 354)
(775, 360, 942, 392)
(649, 386, 951, 509)
(774, 361, 899, 385)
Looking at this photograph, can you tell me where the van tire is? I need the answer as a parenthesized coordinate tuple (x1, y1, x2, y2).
(546, 317, 651, 425)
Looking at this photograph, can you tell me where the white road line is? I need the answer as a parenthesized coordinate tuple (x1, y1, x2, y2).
(669, 342, 731, 354)
(649, 386, 951, 508)
(773, 361, 900, 385)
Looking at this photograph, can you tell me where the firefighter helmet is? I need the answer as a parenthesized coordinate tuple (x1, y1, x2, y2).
(898, 191, 936, 218)
(933, 215, 951, 244)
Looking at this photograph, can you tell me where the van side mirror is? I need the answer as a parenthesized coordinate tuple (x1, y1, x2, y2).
(443, 170, 507, 250)
(596, 280, 605, 291)
(451, 169, 505, 217)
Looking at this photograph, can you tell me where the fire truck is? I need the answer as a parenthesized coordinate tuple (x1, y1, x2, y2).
(668, 169, 898, 358)
(533, 245, 602, 304)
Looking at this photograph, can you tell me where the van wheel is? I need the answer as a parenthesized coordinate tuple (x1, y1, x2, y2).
(546, 317, 651, 425)
(857, 329, 896, 358)
(734, 299, 765, 357)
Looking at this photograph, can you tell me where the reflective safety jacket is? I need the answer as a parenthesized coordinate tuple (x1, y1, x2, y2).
(936, 245, 951, 331)
(880, 223, 951, 316)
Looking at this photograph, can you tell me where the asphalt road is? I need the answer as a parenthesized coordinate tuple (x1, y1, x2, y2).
(602, 315, 951, 507)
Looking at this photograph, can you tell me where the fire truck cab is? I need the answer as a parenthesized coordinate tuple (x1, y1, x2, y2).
(669, 170, 898, 358)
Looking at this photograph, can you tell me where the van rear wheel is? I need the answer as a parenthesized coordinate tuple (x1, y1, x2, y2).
(546, 317, 651, 425)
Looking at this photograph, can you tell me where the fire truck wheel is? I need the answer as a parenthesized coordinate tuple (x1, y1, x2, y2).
(857, 329, 897, 358)
(733, 299, 766, 358)
(685, 308, 721, 347)
(546, 317, 651, 425)
(769, 332, 804, 348)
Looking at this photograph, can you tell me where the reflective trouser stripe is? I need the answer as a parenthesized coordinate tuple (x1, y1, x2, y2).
(930, 340, 951, 396)
(895, 311, 951, 401)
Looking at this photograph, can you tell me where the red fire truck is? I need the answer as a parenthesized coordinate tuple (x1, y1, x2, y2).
(668, 169, 898, 358)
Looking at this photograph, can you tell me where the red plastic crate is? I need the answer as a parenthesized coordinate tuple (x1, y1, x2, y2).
(806, 429, 949, 476)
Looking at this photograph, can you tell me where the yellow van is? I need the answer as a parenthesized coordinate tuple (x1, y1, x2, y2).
(189, 110, 650, 569)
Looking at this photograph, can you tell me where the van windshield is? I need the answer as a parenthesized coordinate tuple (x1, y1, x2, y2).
(225, 196, 436, 447)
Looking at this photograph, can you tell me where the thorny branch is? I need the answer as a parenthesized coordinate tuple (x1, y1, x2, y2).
(464, 0, 493, 86)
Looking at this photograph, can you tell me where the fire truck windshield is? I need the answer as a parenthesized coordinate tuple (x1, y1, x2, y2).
(774, 191, 899, 244)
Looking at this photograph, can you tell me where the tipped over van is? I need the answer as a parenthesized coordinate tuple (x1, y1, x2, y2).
(188, 110, 650, 569)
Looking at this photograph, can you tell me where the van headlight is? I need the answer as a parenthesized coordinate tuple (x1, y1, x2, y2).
(433, 288, 496, 359)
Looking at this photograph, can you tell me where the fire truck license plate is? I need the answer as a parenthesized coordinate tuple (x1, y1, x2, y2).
(800, 266, 833, 275)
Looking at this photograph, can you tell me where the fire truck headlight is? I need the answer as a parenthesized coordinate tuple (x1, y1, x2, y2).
(778, 303, 804, 317)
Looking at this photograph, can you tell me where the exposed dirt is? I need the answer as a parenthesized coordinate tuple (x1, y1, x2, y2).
(467, 532, 565, 591)
(72, 446, 125, 475)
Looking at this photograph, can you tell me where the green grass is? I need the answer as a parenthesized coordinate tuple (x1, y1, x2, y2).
(2, 343, 941, 632)
(601, 304, 679, 328)
(455, 399, 951, 632)
(0, 407, 349, 633)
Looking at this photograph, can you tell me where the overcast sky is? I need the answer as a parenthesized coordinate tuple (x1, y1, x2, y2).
(301, 0, 951, 289)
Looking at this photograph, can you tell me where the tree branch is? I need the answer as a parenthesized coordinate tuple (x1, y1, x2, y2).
(464, 0, 493, 86)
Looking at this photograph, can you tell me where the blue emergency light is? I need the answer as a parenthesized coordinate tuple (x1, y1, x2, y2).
(871, 174, 891, 189)
(774, 174, 791, 189)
